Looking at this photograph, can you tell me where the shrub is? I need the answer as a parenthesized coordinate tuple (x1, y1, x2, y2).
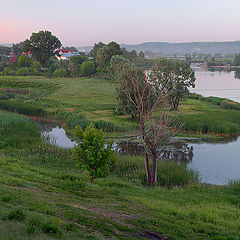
(8, 209, 26, 221)
(41, 222, 61, 236)
(30, 61, 41, 75)
(72, 125, 116, 182)
(81, 61, 95, 76)
(65, 113, 90, 129)
(16, 67, 29, 76)
(54, 68, 67, 77)
(3, 67, 15, 75)
(17, 55, 32, 68)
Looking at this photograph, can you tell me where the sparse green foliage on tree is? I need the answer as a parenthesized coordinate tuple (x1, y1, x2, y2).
(151, 58, 195, 110)
(111, 56, 157, 118)
(72, 125, 115, 183)
(23, 30, 61, 66)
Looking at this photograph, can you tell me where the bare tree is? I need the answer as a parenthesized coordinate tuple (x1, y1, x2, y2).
(116, 63, 181, 185)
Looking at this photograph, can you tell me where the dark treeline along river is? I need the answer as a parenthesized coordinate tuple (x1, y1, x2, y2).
(41, 66, 240, 185)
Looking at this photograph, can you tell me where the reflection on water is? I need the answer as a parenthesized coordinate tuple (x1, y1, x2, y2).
(39, 122, 240, 185)
(39, 122, 76, 149)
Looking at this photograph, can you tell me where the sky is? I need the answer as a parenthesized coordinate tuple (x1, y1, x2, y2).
(0, 0, 240, 46)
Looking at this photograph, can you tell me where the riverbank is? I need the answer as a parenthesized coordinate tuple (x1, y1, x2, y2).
(0, 111, 239, 239)
(1, 75, 240, 138)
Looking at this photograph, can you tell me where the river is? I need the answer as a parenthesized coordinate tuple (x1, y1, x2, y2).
(40, 67, 240, 185)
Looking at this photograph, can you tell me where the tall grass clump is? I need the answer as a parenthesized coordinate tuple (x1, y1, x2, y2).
(181, 112, 240, 135)
(111, 155, 198, 187)
(0, 110, 41, 148)
(0, 100, 47, 116)
(93, 120, 123, 132)
(189, 93, 240, 111)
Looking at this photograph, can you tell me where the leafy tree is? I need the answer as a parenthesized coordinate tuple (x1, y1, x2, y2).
(12, 42, 23, 56)
(63, 46, 78, 52)
(90, 42, 106, 59)
(70, 55, 88, 65)
(72, 125, 115, 183)
(138, 51, 145, 59)
(17, 55, 32, 68)
(96, 42, 122, 68)
(151, 58, 195, 110)
(81, 61, 95, 76)
(116, 64, 180, 185)
(23, 30, 61, 66)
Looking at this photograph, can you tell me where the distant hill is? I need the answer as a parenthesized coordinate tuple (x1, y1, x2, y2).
(78, 41, 240, 55)
(122, 41, 240, 55)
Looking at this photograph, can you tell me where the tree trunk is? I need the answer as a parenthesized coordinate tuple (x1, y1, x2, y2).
(145, 153, 151, 184)
(150, 150, 157, 185)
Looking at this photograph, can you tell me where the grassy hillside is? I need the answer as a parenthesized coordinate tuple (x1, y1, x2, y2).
(0, 110, 239, 240)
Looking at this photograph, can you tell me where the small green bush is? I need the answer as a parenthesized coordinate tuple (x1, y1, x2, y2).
(81, 61, 95, 76)
(65, 113, 90, 129)
(72, 125, 116, 182)
(16, 67, 29, 76)
(54, 68, 67, 77)
(17, 55, 32, 68)
(8, 209, 26, 221)
(41, 222, 61, 236)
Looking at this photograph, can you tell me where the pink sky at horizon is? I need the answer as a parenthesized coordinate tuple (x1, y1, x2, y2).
(1, 0, 240, 46)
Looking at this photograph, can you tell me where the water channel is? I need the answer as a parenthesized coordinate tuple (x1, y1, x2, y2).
(40, 67, 240, 185)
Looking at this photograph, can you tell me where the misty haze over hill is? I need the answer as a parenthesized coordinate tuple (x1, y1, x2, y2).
(79, 41, 240, 55)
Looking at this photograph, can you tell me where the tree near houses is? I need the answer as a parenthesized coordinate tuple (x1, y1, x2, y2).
(96, 41, 122, 68)
(113, 62, 181, 185)
(151, 58, 195, 110)
(23, 30, 61, 66)
(90, 42, 106, 60)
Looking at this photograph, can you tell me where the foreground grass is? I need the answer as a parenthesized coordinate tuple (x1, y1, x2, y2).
(0, 149, 240, 240)
(0, 108, 240, 239)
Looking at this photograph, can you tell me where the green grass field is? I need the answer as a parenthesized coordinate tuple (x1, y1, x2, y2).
(1, 75, 240, 136)
(0, 76, 240, 239)
(0, 115, 239, 239)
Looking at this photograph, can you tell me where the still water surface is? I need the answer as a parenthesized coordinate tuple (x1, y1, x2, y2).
(40, 123, 240, 185)
(191, 66, 240, 102)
